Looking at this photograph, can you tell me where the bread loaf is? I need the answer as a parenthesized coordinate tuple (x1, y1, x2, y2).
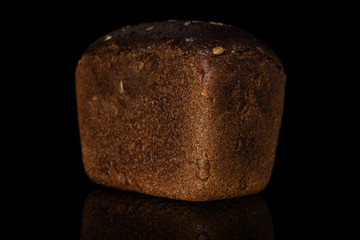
(76, 20, 286, 201)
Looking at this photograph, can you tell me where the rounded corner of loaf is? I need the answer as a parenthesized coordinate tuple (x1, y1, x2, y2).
(78, 20, 283, 64)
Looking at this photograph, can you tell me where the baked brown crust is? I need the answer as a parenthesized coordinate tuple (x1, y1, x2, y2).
(76, 20, 286, 201)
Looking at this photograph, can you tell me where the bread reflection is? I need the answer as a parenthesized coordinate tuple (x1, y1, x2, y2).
(81, 187, 273, 240)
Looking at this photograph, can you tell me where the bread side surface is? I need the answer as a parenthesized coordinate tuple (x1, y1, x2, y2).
(76, 20, 286, 201)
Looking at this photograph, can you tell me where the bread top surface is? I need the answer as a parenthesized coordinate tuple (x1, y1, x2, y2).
(84, 20, 282, 68)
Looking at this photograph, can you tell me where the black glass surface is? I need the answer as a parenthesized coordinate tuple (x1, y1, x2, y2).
(18, 4, 343, 239)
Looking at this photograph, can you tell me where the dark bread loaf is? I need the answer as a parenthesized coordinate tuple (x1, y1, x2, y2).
(81, 188, 274, 240)
(76, 20, 286, 201)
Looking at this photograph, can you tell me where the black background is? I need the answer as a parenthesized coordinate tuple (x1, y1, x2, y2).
(13, 2, 351, 239)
